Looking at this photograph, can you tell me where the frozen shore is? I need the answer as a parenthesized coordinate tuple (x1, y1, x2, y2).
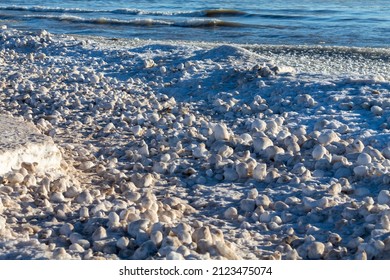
(1, 27, 390, 260)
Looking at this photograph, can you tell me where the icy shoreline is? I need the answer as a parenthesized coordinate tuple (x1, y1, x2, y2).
(1, 27, 390, 260)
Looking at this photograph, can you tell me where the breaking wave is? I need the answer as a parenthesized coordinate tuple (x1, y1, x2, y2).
(23, 14, 248, 28)
(0, 5, 249, 18)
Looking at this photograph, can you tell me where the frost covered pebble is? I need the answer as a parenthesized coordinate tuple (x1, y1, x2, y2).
(240, 199, 256, 212)
(356, 153, 372, 165)
(59, 223, 74, 237)
(251, 119, 267, 131)
(353, 165, 369, 177)
(255, 195, 271, 208)
(253, 137, 273, 153)
(166, 251, 185, 260)
(318, 130, 339, 146)
(252, 163, 267, 180)
(213, 123, 230, 141)
(224, 207, 238, 220)
(116, 237, 130, 250)
(92, 226, 107, 241)
(383, 147, 390, 159)
(378, 190, 390, 205)
(52, 248, 72, 260)
(312, 145, 327, 160)
(6, 173, 24, 185)
(0, 216, 6, 231)
(108, 212, 121, 228)
(371, 105, 383, 116)
(69, 243, 85, 253)
(307, 242, 325, 259)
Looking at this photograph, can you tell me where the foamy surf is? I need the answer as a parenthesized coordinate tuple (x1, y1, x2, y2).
(23, 14, 248, 28)
(0, 5, 249, 18)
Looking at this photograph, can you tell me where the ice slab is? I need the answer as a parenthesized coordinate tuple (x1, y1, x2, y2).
(0, 115, 62, 176)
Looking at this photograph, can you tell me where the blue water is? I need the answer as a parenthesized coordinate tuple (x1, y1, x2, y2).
(0, 0, 389, 47)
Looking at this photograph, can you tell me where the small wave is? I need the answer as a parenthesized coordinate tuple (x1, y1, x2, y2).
(0, 5, 249, 18)
(112, 8, 196, 17)
(312, 9, 341, 14)
(176, 19, 245, 27)
(0, 5, 193, 17)
(24, 14, 171, 26)
(202, 9, 248, 17)
(0, 5, 194, 16)
(0, 5, 172, 16)
(0, 5, 95, 13)
(103, 8, 248, 18)
(256, 13, 308, 20)
(23, 14, 247, 28)
(266, 8, 340, 14)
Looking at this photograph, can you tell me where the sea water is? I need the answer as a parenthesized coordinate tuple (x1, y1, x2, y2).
(0, 0, 389, 47)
